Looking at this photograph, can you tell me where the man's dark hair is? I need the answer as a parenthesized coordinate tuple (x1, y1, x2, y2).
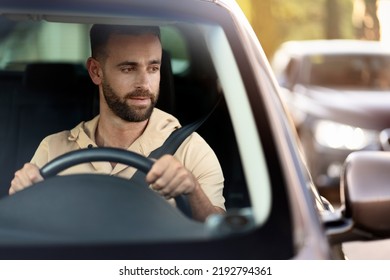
(90, 24, 161, 60)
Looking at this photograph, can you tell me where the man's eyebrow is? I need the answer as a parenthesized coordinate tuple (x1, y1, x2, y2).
(150, 59, 161, 65)
(116, 59, 161, 67)
(117, 61, 137, 67)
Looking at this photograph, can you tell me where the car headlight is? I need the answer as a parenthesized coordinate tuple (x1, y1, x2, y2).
(314, 120, 377, 150)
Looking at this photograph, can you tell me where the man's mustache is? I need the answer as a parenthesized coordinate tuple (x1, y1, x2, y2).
(125, 89, 154, 99)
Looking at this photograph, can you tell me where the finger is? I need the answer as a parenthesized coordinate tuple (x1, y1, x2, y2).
(9, 163, 43, 195)
(9, 176, 29, 195)
(14, 169, 33, 189)
(156, 166, 196, 198)
(152, 157, 185, 193)
(28, 169, 44, 184)
(153, 162, 180, 189)
(9, 178, 22, 195)
(23, 163, 43, 184)
(146, 155, 173, 184)
(167, 171, 196, 197)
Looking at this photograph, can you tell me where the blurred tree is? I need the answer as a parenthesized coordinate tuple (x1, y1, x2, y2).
(237, 0, 383, 57)
(237, 0, 356, 58)
(326, 0, 341, 38)
(352, 0, 380, 40)
(249, 0, 281, 59)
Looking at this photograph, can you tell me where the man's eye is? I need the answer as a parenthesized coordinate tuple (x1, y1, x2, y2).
(121, 67, 135, 73)
(150, 66, 160, 73)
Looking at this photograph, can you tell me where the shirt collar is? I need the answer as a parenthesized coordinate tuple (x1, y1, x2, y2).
(69, 115, 99, 149)
(67, 109, 181, 173)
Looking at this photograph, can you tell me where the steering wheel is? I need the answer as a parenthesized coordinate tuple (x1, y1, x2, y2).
(40, 147, 192, 218)
(0, 148, 205, 245)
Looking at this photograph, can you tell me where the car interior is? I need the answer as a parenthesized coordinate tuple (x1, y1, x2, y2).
(0, 12, 296, 259)
(0, 21, 250, 207)
(4, 0, 390, 262)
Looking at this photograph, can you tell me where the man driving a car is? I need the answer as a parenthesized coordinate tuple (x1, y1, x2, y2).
(9, 24, 225, 222)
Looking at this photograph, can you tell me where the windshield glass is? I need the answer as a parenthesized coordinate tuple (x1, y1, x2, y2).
(0, 20, 90, 70)
(307, 54, 390, 90)
(0, 16, 273, 228)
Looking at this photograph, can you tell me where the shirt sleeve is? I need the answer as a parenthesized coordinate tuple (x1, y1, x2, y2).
(30, 137, 50, 168)
(30, 130, 79, 169)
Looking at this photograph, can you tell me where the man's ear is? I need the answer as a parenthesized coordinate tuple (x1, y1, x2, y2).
(86, 57, 102, 85)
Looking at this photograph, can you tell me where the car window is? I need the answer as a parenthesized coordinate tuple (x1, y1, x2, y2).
(0, 17, 274, 223)
(0, 4, 297, 259)
(307, 54, 390, 90)
(0, 21, 189, 74)
(0, 21, 90, 70)
(283, 58, 300, 88)
(161, 26, 189, 75)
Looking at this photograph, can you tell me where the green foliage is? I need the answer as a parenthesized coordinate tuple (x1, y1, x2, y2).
(237, 0, 355, 58)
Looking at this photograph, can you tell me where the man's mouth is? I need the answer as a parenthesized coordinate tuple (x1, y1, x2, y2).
(127, 96, 151, 107)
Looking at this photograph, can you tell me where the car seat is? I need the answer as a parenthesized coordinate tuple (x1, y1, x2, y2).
(0, 63, 97, 197)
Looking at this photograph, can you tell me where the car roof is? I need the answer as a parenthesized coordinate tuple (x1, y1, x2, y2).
(0, 0, 232, 16)
(278, 39, 390, 56)
(0, 0, 242, 33)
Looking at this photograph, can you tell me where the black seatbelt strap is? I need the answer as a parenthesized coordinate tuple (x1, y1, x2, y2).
(148, 115, 206, 158)
(136, 96, 220, 169)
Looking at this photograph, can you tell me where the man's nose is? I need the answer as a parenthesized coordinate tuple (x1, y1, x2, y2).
(135, 71, 150, 89)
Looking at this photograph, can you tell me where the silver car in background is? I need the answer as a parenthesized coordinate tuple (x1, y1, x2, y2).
(272, 40, 390, 202)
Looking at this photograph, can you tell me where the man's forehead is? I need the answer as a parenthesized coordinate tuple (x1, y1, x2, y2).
(106, 34, 162, 63)
(109, 32, 160, 43)
(107, 33, 161, 51)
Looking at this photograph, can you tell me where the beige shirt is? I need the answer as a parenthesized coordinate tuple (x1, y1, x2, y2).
(31, 108, 225, 210)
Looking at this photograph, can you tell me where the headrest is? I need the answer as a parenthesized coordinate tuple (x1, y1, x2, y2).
(23, 63, 81, 91)
(156, 50, 175, 114)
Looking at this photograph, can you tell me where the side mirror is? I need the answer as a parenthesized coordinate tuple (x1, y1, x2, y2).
(341, 151, 390, 237)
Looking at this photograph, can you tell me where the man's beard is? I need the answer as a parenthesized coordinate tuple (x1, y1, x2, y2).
(102, 82, 158, 122)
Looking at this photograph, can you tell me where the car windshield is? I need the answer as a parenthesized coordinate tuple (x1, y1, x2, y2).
(306, 54, 390, 90)
(0, 11, 279, 240)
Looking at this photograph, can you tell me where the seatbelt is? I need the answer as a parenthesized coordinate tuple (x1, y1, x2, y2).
(147, 115, 207, 158)
(130, 97, 221, 218)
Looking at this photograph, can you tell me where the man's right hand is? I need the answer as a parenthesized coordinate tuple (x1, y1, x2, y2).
(9, 163, 43, 195)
